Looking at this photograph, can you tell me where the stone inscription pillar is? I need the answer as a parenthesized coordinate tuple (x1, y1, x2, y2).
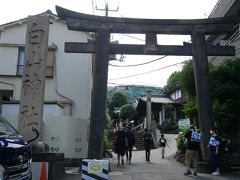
(146, 89, 152, 130)
(18, 15, 49, 140)
(88, 29, 110, 159)
(191, 31, 213, 161)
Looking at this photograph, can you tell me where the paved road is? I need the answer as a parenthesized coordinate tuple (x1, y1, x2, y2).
(62, 134, 240, 180)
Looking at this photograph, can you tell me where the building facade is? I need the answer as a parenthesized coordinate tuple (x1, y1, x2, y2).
(208, 0, 240, 64)
(0, 11, 93, 161)
(208, 0, 240, 155)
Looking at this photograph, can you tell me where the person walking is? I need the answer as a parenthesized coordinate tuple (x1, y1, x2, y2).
(115, 126, 128, 165)
(143, 128, 152, 162)
(208, 127, 220, 176)
(159, 134, 169, 159)
(184, 125, 201, 176)
(126, 125, 136, 164)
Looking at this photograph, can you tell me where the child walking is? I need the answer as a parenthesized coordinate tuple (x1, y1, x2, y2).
(159, 134, 169, 159)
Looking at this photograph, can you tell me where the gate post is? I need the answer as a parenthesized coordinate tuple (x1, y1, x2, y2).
(88, 29, 110, 159)
(191, 31, 213, 161)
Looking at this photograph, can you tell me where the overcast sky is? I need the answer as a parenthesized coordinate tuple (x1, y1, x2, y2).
(0, 0, 219, 87)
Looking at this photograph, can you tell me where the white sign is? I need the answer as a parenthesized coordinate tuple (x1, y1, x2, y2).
(178, 119, 190, 129)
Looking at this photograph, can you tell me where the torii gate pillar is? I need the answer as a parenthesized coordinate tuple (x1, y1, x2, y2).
(88, 29, 110, 159)
(192, 31, 214, 161)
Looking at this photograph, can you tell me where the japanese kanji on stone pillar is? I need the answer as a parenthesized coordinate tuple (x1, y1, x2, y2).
(18, 15, 49, 140)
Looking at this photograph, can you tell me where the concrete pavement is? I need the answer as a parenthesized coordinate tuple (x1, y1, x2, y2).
(109, 149, 240, 180)
(62, 134, 240, 180)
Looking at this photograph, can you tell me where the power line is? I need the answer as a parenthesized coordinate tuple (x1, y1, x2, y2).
(109, 62, 184, 80)
(109, 55, 167, 67)
(121, 33, 145, 41)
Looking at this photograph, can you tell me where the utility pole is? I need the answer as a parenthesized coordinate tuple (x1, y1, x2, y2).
(95, 0, 119, 17)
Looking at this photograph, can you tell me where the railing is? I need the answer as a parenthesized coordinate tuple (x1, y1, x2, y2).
(133, 123, 144, 132)
(210, 27, 240, 64)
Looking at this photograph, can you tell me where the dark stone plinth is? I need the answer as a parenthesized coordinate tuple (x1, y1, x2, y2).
(32, 152, 64, 180)
(30, 141, 50, 153)
(64, 158, 82, 167)
(198, 161, 213, 173)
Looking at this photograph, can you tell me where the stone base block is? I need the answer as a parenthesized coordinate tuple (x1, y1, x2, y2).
(32, 152, 64, 180)
(198, 161, 213, 173)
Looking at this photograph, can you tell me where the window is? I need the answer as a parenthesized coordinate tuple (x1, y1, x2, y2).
(0, 90, 13, 101)
(17, 47, 55, 77)
(46, 50, 54, 77)
(17, 47, 25, 76)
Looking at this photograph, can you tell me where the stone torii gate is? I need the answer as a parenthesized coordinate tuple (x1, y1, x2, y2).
(56, 6, 237, 160)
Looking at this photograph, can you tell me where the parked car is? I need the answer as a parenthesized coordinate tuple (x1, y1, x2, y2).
(0, 115, 38, 179)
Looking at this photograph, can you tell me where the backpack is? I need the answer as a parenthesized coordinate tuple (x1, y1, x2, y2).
(159, 138, 166, 146)
(191, 131, 201, 143)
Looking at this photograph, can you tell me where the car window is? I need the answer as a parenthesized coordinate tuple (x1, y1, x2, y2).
(0, 117, 18, 136)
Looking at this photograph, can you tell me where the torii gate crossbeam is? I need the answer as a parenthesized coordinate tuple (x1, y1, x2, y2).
(56, 6, 237, 160)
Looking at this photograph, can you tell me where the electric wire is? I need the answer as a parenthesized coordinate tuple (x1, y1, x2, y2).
(109, 55, 167, 67)
(109, 62, 184, 80)
(121, 34, 145, 41)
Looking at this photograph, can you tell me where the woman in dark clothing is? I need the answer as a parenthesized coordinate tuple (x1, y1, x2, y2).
(115, 127, 127, 165)
(143, 128, 152, 162)
(126, 127, 136, 164)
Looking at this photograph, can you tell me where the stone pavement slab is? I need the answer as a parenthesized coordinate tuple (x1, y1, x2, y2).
(62, 134, 240, 179)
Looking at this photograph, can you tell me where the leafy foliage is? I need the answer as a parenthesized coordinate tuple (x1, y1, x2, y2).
(210, 58, 240, 130)
(119, 104, 136, 120)
(108, 92, 128, 118)
(179, 60, 196, 97)
(159, 120, 178, 133)
(183, 98, 198, 119)
(103, 113, 113, 149)
(175, 128, 188, 154)
(164, 71, 181, 93)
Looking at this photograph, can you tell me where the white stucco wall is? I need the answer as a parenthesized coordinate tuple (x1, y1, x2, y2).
(1, 104, 64, 117)
(0, 15, 92, 120)
(3, 115, 89, 159)
(48, 19, 92, 119)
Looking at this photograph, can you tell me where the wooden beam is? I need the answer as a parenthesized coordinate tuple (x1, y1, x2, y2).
(65, 42, 235, 56)
(65, 18, 234, 35)
(56, 6, 238, 34)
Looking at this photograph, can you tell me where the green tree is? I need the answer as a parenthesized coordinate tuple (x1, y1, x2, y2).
(108, 92, 128, 116)
(210, 58, 240, 130)
(119, 104, 136, 120)
(183, 97, 198, 119)
(164, 71, 181, 93)
(179, 60, 196, 97)
(108, 92, 129, 127)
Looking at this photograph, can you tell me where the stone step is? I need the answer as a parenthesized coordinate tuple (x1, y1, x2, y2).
(134, 132, 156, 151)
